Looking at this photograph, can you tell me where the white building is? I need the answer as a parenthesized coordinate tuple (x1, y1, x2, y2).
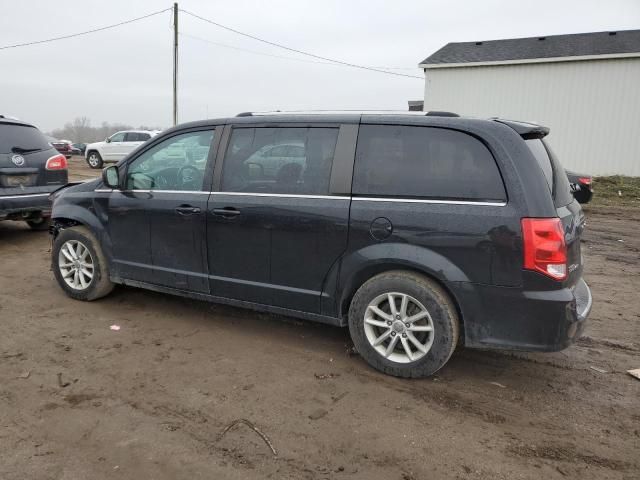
(420, 30, 640, 176)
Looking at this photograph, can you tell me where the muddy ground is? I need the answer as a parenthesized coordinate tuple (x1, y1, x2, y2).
(1, 157, 638, 479)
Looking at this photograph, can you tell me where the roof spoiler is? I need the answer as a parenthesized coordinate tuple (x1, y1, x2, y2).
(493, 118, 549, 139)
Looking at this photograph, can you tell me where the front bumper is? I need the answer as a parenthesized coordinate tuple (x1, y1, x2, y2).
(450, 278, 592, 352)
(0, 190, 55, 220)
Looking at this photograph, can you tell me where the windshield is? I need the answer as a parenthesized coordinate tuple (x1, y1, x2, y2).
(0, 123, 51, 154)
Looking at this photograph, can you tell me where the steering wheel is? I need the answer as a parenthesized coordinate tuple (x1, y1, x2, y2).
(177, 165, 204, 190)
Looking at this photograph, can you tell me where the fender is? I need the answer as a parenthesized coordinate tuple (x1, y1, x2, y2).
(333, 242, 470, 319)
(51, 200, 116, 275)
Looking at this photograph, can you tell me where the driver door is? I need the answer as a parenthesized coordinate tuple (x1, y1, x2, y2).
(123, 128, 218, 293)
(103, 131, 126, 161)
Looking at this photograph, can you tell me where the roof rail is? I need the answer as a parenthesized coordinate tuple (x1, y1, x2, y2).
(235, 110, 453, 117)
(425, 111, 459, 117)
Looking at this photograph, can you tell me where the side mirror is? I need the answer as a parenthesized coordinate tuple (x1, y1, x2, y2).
(105, 137, 111, 143)
(102, 165, 120, 189)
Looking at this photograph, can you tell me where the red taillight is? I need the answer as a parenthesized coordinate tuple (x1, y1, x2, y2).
(46, 154, 67, 170)
(578, 177, 591, 185)
(521, 218, 567, 280)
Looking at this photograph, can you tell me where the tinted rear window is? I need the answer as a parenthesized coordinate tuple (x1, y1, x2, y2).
(525, 139, 573, 207)
(0, 123, 51, 154)
(353, 125, 506, 201)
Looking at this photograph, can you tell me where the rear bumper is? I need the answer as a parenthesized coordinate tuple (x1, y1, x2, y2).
(450, 278, 592, 352)
(0, 190, 55, 219)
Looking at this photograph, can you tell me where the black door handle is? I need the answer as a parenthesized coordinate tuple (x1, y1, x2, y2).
(212, 207, 241, 217)
(175, 205, 201, 216)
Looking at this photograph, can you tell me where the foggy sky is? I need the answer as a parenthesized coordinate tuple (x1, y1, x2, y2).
(1, 0, 638, 132)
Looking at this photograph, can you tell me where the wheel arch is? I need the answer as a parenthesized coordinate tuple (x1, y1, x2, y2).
(337, 246, 467, 342)
(51, 205, 113, 268)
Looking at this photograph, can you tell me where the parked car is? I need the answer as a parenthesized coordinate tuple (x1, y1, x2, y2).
(51, 140, 73, 159)
(0, 116, 68, 229)
(85, 130, 160, 169)
(71, 143, 86, 155)
(49, 112, 591, 378)
(566, 170, 593, 204)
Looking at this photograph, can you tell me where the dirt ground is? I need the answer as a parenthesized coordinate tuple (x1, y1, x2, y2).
(1, 157, 638, 479)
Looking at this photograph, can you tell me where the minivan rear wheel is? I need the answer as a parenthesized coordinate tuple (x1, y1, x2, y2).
(86, 151, 103, 169)
(348, 271, 459, 378)
(52, 226, 114, 301)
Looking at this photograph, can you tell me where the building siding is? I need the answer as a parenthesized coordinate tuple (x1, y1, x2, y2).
(423, 58, 640, 176)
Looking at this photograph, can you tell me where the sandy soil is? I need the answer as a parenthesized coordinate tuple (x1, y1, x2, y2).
(1, 157, 638, 479)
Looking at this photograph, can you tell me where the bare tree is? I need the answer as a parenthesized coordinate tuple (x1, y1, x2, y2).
(48, 117, 164, 143)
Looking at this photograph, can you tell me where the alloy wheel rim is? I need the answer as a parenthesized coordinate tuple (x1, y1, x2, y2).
(88, 155, 98, 166)
(363, 292, 435, 364)
(58, 240, 94, 290)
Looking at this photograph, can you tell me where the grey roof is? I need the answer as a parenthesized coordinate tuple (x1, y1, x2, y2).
(421, 29, 640, 66)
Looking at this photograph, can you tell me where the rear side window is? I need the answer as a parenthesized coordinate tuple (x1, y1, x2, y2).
(353, 125, 506, 201)
(221, 127, 339, 195)
(526, 139, 553, 193)
(125, 132, 150, 142)
(0, 123, 51, 154)
(525, 139, 573, 207)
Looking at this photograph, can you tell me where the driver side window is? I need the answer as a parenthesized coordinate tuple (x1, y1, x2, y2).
(110, 132, 126, 142)
(125, 130, 214, 191)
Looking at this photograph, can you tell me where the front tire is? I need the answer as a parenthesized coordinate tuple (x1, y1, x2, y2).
(52, 226, 114, 301)
(348, 271, 459, 378)
(86, 151, 103, 169)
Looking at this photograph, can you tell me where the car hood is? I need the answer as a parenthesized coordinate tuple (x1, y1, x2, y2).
(50, 178, 100, 200)
(86, 141, 106, 150)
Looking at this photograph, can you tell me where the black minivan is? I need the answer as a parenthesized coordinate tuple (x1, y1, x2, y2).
(49, 112, 592, 377)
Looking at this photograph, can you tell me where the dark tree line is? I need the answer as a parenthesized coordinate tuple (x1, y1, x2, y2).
(48, 117, 164, 143)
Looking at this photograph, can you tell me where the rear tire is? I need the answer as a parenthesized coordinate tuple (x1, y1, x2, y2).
(348, 270, 459, 378)
(26, 216, 50, 231)
(86, 151, 103, 169)
(52, 226, 114, 301)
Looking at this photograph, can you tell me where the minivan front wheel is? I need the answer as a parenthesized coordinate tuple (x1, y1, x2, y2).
(86, 151, 103, 169)
(348, 271, 459, 378)
(52, 226, 114, 301)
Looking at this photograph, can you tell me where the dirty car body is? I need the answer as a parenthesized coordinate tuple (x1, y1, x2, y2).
(49, 113, 592, 377)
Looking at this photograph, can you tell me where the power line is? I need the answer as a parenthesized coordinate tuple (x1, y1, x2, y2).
(180, 9, 423, 80)
(0, 8, 172, 51)
(181, 32, 337, 65)
(182, 32, 417, 70)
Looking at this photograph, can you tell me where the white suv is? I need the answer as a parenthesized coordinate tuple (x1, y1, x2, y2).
(85, 130, 160, 169)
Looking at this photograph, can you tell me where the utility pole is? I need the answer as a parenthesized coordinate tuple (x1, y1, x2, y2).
(172, 2, 178, 126)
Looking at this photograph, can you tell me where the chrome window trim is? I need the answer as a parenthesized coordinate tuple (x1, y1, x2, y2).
(92, 189, 505, 205)
(210, 192, 350, 200)
(352, 196, 506, 207)
(1, 193, 51, 199)
(94, 189, 209, 195)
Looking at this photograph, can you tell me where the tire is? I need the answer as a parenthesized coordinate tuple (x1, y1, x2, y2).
(573, 189, 592, 204)
(86, 151, 103, 169)
(52, 225, 114, 301)
(348, 270, 459, 378)
(26, 216, 50, 231)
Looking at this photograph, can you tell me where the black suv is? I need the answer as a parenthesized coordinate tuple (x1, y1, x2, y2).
(1, 116, 68, 229)
(49, 112, 592, 377)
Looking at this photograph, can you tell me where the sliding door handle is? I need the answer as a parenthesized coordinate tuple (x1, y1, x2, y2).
(175, 205, 201, 215)
(212, 207, 241, 217)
